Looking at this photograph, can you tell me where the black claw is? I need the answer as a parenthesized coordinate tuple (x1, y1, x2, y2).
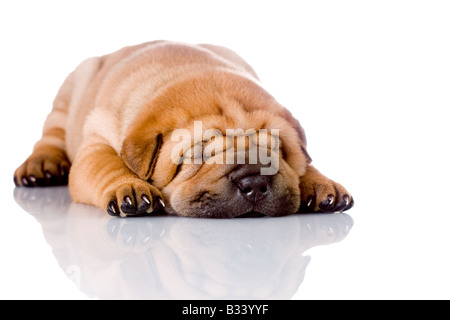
(299, 195, 314, 212)
(14, 176, 19, 187)
(21, 177, 30, 187)
(319, 194, 335, 212)
(44, 171, 53, 186)
(333, 195, 350, 212)
(107, 201, 120, 216)
(28, 175, 37, 186)
(344, 198, 354, 212)
(30, 175, 48, 187)
(137, 195, 151, 214)
(334, 200, 348, 212)
(60, 165, 69, 177)
(56, 167, 69, 185)
(152, 196, 165, 214)
(121, 196, 137, 215)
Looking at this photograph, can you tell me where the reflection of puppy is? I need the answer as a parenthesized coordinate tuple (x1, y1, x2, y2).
(14, 187, 354, 299)
(14, 41, 353, 217)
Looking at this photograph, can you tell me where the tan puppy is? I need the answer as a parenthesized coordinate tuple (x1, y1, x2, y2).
(14, 41, 353, 218)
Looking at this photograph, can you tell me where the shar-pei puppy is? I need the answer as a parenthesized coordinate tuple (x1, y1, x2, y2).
(14, 41, 354, 218)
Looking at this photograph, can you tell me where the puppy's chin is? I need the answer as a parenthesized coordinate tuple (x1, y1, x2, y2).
(164, 196, 297, 219)
(165, 192, 299, 219)
(162, 163, 301, 219)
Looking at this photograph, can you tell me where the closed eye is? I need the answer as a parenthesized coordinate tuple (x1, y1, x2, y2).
(172, 162, 183, 180)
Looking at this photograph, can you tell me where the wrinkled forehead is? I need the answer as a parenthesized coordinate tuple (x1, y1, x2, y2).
(170, 122, 280, 158)
(175, 124, 280, 147)
(151, 115, 305, 188)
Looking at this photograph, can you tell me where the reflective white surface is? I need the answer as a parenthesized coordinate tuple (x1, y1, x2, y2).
(11, 186, 353, 300)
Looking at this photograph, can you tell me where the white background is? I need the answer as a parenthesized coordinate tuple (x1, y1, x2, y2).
(1, 0, 450, 300)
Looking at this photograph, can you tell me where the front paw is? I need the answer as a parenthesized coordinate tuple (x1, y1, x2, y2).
(299, 177, 354, 214)
(104, 179, 165, 217)
(14, 147, 70, 187)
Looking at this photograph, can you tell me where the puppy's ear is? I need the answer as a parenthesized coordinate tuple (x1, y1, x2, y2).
(301, 145, 312, 164)
(121, 130, 163, 181)
(281, 109, 312, 164)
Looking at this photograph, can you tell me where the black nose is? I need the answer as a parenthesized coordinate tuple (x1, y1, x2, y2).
(236, 175, 270, 203)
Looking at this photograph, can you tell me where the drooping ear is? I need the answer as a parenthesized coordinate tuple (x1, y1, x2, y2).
(300, 145, 312, 164)
(280, 108, 312, 164)
(121, 131, 163, 181)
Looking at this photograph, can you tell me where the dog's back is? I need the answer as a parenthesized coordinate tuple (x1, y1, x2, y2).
(55, 41, 258, 161)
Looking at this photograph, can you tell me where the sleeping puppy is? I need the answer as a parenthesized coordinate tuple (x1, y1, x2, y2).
(14, 41, 354, 218)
